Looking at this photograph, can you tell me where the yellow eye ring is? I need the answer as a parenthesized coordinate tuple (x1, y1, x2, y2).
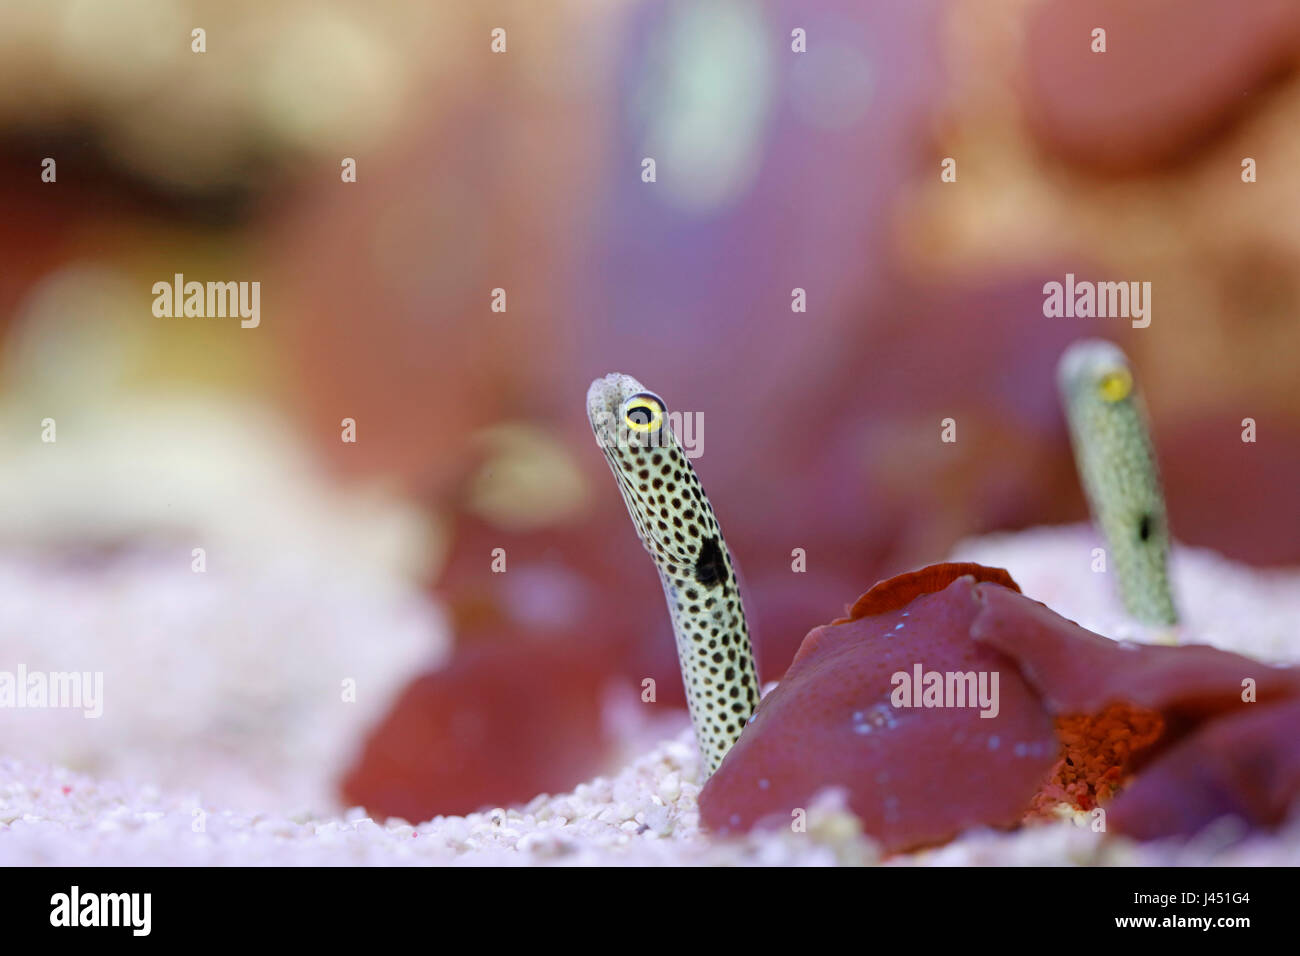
(1098, 368, 1133, 403)
(623, 392, 665, 433)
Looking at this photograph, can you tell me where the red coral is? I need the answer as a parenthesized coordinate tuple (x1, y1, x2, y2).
(1030, 705, 1165, 814)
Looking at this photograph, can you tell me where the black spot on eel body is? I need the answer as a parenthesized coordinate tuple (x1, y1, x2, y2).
(694, 536, 728, 588)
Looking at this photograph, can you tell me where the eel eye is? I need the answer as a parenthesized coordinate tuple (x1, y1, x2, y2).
(1097, 368, 1133, 403)
(623, 392, 666, 433)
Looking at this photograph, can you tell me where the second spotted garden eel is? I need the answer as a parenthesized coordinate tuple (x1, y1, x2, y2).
(1057, 340, 1178, 630)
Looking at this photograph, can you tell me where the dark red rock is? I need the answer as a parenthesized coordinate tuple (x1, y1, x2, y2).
(1109, 699, 1300, 840)
(340, 639, 615, 821)
(700, 566, 1059, 852)
(836, 562, 1019, 622)
(701, 562, 1300, 851)
(970, 583, 1300, 720)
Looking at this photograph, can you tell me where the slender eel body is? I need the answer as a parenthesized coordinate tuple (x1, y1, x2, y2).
(1057, 340, 1178, 628)
(587, 373, 759, 773)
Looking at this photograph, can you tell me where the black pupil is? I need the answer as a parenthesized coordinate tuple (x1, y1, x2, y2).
(1138, 514, 1152, 542)
(629, 407, 651, 426)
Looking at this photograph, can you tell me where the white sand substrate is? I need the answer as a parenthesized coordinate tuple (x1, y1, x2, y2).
(3, 524, 1299, 865)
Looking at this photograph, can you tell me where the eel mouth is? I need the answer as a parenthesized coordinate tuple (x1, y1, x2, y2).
(1056, 338, 1130, 393)
(586, 372, 644, 439)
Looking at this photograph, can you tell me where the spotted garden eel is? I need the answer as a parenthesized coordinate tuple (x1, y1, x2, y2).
(1057, 340, 1178, 629)
(586, 373, 760, 774)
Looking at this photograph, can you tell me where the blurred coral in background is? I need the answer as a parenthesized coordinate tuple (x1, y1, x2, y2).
(0, 0, 1296, 826)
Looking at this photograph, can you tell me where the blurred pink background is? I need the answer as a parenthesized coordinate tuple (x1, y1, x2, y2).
(0, 0, 1296, 821)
